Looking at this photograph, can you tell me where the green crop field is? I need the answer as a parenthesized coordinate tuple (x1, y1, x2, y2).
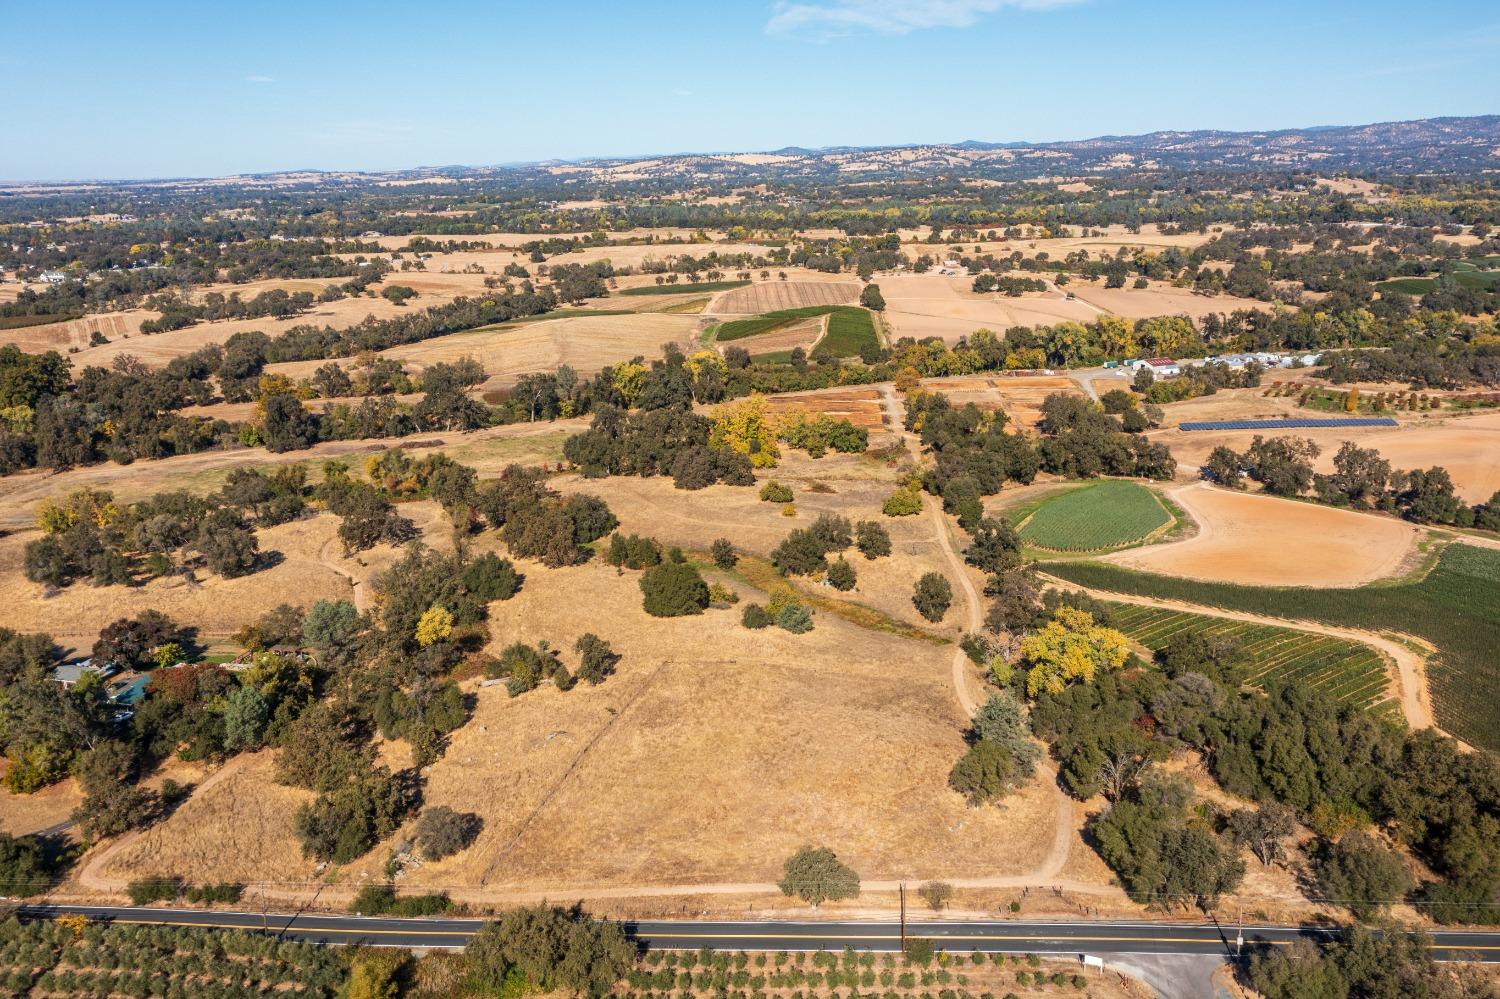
(1107, 603, 1397, 716)
(1378, 269, 1499, 296)
(1376, 277, 1436, 295)
(620, 280, 749, 296)
(712, 305, 875, 357)
(1046, 543, 1500, 750)
(818, 306, 878, 357)
(1018, 480, 1172, 551)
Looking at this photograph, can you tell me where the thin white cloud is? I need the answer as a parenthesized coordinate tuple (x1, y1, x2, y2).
(672, 88, 694, 97)
(767, 0, 1079, 37)
(245, 74, 275, 84)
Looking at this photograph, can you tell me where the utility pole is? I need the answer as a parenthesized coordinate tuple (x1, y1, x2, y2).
(1235, 909, 1244, 959)
(899, 882, 906, 951)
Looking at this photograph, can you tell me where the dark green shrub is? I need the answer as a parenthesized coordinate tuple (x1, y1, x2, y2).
(742, 604, 772, 629)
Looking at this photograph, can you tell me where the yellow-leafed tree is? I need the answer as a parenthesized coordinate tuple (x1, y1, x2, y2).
(709, 394, 780, 468)
(415, 606, 454, 647)
(1020, 606, 1130, 697)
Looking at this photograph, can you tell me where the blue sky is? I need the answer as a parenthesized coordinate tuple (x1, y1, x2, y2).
(6, 0, 1498, 181)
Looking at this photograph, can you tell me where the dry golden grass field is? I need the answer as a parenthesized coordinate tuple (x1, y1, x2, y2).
(0, 502, 451, 656)
(0, 421, 574, 531)
(893, 222, 1222, 256)
(107, 550, 1062, 893)
(95, 749, 319, 886)
(708, 279, 861, 315)
(1065, 280, 1265, 320)
(0, 778, 82, 837)
(876, 274, 1097, 343)
(265, 312, 700, 387)
(1104, 483, 1423, 587)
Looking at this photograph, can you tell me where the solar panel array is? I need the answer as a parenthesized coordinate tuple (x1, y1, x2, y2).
(1178, 417, 1400, 432)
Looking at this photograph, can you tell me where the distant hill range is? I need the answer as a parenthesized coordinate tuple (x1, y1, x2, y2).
(512, 115, 1500, 184)
(9, 115, 1498, 192)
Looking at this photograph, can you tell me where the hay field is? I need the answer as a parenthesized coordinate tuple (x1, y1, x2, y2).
(1105, 484, 1421, 587)
(877, 274, 1099, 343)
(724, 316, 826, 356)
(708, 280, 861, 315)
(266, 312, 699, 386)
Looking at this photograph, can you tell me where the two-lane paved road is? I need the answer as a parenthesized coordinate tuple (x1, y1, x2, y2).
(17, 906, 1500, 962)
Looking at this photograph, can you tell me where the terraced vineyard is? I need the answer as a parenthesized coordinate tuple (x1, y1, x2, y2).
(1019, 480, 1172, 551)
(1108, 603, 1399, 716)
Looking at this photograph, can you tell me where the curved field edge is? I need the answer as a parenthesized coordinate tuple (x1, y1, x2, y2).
(1104, 601, 1400, 718)
(1044, 543, 1500, 751)
(1017, 480, 1174, 553)
(709, 306, 878, 358)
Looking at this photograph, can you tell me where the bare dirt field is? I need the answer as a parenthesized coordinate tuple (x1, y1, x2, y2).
(265, 312, 699, 388)
(1156, 393, 1500, 501)
(919, 374, 1085, 430)
(708, 279, 861, 315)
(758, 387, 890, 432)
(1105, 483, 1422, 587)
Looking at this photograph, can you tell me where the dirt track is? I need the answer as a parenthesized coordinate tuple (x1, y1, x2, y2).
(882, 382, 1075, 882)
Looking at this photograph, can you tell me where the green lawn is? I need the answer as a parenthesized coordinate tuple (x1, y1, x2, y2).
(1107, 603, 1398, 717)
(1019, 480, 1172, 552)
(1046, 543, 1500, 750)
(619, 280, 749, 296)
